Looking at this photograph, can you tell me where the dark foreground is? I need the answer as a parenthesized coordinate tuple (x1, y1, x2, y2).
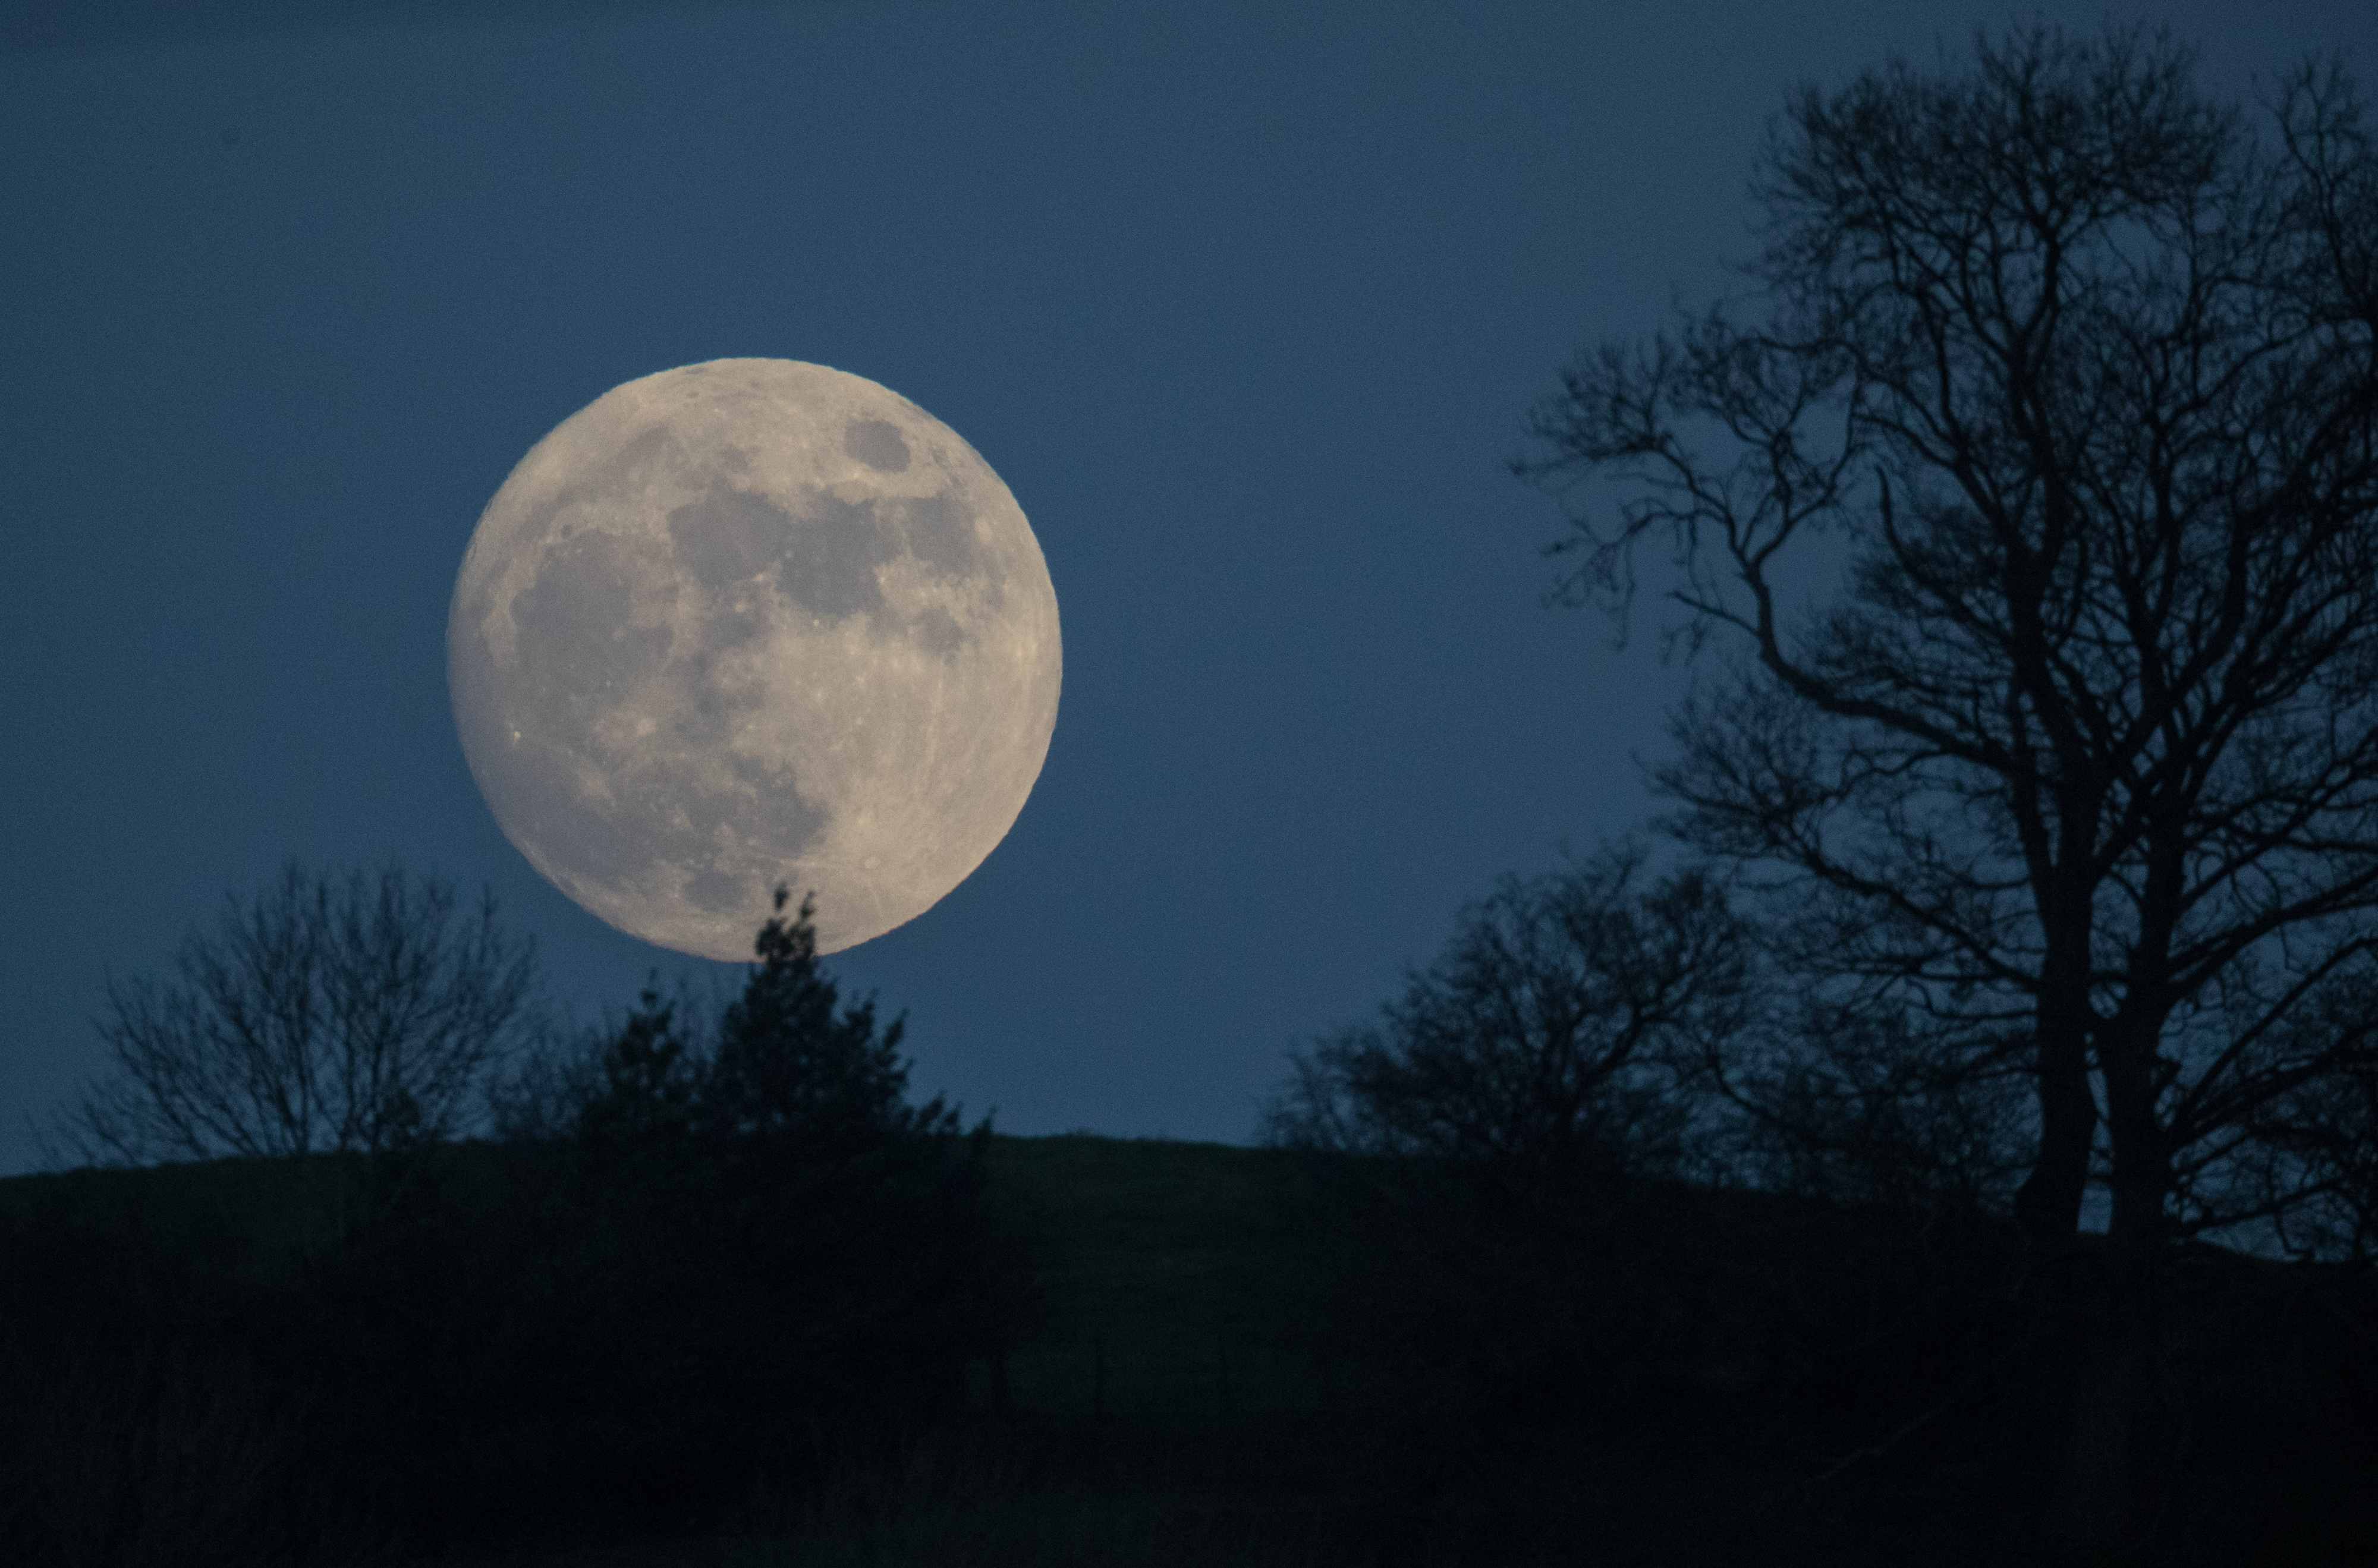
(2, 1134, 2373, 1566)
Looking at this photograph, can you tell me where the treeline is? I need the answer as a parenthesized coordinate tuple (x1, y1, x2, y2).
(5, 855, 2377, 1566)
(1, 884, 1036, 1566)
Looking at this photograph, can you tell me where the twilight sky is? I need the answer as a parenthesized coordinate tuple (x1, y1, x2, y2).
(3, 0, 2367, 1179)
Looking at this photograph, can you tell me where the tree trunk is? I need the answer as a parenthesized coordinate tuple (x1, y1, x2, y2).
(2044, 1016, 2179, 1560)
(2037, 1181, 2169, 1561)
(2016, 999, 2097, 1249)
(2015, 992, 2178, 1564)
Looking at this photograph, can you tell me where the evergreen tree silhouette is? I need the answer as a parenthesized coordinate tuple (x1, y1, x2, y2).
(578, 985, 705, 1164)
(701, 886, 957, 1151)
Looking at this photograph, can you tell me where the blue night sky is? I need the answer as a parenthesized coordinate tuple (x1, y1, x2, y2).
(3, 1, 2367, 1178)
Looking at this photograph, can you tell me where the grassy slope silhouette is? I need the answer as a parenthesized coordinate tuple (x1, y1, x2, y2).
(2, 1133, 2372, 1566)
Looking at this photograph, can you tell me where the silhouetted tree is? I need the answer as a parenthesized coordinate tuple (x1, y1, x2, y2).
(478, 1009, 608, 1150)
(1264, 836, 1745, 1188)
(663, 888, 993, 1453)
(555, 982, 713, 1220)
(36, 861, 540, 1175)
(702, 887, 957, 1148)
(323, 885, 1028, 1552)
(581, 987, 706, 1147)
(1259, 837, 1762, 1449)
(1515, 18, 2378, 1557)
(1701, 981, 2039, 1226)
(2229, 982, 2378, 1264)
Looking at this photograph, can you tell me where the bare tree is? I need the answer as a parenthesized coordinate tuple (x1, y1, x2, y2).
(477, 1014, 606, 1152)
(1515, 18, 2377, 1556)
(2228, 974, 2378, 1264)
(1703, 983, 2039, 1225)
(1259, 837, 1768, 1435)
(1263, 835, 1747, 1190)
(35, 861, 540, 1173)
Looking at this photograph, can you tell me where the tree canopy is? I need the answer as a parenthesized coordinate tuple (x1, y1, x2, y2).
(37, 861, 539, 1172)
(1518, 18, 2378, 1266)
(1514, 22, 2377, 1553)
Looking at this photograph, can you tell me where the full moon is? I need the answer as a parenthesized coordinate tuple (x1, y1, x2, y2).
(447, 358, 1061, 958)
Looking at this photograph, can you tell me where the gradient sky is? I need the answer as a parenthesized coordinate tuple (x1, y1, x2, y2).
(4, 0, 2367, 1179)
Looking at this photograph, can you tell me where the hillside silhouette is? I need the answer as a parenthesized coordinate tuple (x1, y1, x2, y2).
(2, 1124, 2371, 1566)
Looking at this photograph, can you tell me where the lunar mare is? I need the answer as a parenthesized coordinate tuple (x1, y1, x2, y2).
(448, 358, 1061, 958)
